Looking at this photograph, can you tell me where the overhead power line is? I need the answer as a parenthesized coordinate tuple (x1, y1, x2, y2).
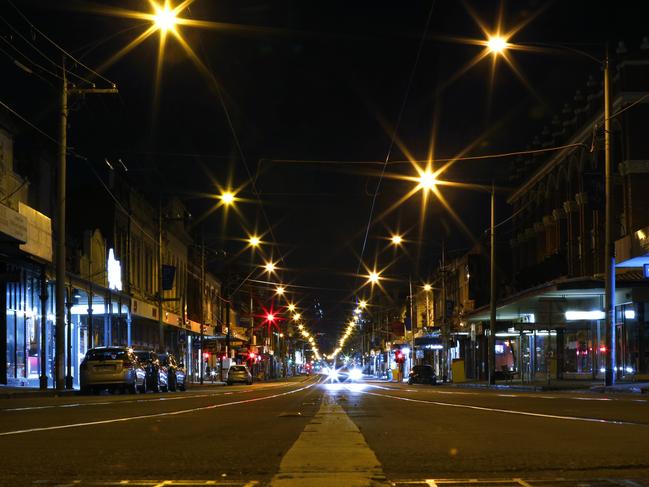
(356, 0, 437, 275)
(6, 0, 115, 87)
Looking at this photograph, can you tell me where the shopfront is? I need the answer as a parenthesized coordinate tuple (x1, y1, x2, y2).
(465, 283, 649, 382)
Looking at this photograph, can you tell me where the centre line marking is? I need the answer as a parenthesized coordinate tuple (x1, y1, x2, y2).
(0, 382, 316, 437)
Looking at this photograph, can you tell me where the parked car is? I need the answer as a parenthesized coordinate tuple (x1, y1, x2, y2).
(80, 347, 146, 394)
(408, 364, 437, 385)
(134, 350, 168, 392)
(158, 353, 186, 391)
(227, 365, 253, 385)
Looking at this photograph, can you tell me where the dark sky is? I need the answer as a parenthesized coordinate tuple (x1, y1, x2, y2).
(1, 0, 646, 350)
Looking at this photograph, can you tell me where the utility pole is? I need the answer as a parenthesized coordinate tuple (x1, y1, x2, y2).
(441, 240, 447, 381)
(488, 184, 497, 385)
(54, 55, 117, 390)
(39, 266, 48, 390)
(409, 276, 416, 372)
(54, 59, 68, 391)
(603, 50, 616, 386)
(199, 234, 205, 384)
(158, 202, 164, 352)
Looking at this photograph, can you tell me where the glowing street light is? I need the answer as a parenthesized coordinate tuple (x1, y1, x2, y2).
(368, 271, 381, 285)
(152, 3, 177, 32)
(423, 284, 432, 292)
(487, 35, 508, 54)
(292, 313, 301, 321)
(417, 169, 437, 192)
(264, 261, 276, 273)
(220, 191, 235, 206)
(287, 303, 296, 312)
(275, 285, 285, 296)
(391, 234, 403, 245)
(248, 235, 261, 247)
(359, 300, 367, 309)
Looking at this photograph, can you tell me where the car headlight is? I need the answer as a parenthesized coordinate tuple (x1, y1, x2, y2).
(349, 369, 362, 381)
(328, 369, 339, 382)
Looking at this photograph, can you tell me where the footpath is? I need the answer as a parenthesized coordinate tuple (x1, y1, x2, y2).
(368, 376, 649, 394)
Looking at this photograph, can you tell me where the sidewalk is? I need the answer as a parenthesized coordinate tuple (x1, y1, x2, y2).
(365, 375, 649, 394)
(0, 385, 77, 400)
(452, 379, 649, 394)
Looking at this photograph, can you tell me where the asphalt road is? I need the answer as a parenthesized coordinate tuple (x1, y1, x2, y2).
(1, 376, 648, 486)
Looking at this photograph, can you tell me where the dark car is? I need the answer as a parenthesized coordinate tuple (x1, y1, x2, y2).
(134, 350, 168, 392)
(158, 353, 186, 391)
(408, 364, 437, 385)
(80, 347, 146, 394)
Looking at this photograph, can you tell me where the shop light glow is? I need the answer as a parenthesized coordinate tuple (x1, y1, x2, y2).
(565, 310, 605, 321)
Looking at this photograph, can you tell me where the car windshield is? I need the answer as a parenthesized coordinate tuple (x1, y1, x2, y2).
(85, 349, 128, 361)
(230, 366, 246, 371)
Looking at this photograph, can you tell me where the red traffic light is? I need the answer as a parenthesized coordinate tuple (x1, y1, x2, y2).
(395, 350, 404, 362)
(248, 352, 256, 360)
(203, 352, 210, 359)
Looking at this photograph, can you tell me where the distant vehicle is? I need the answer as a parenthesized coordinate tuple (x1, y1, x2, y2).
(227, 365, 253, 385)
(80, 347, 146, 394)
(158, 353, 186, 391)
(134, 350, 168, 392)
(408, 364, 437, 385)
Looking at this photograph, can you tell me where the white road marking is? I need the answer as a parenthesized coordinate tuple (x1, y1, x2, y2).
(269, 388, 388, 486)
(0, 382, 316, 436)
(1, 382, 299, 412)
(367, 384, 649, 403)
(361, 390, 648, 426)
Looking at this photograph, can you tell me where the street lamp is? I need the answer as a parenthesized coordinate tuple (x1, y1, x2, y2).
(220, 191, 235, 206)
(367, 270, 381, 285)
(248, 235, 261, 248)
(359, 299, 367, 309)
(264, 261, 276, 273)
(391, 234, 403, 245)
(287, 303, 296, 312)
(292, 313, 301, 321)
(486, 35, 508, 54)
(416, 168, 437, 192)
(487, 38, 616, 386)
(152, 4, 177, 32)
(275, 285, 285, 296)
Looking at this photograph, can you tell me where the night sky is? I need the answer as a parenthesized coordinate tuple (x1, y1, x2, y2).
(1, 0, 646, 350)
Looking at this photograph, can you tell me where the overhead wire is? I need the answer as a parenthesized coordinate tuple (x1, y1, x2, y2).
(0, 13, 95, 86)
(6, 0, 115, 87)
(263, 142, 588, 167)
(0, 35, 64, 81)
(356, 0, 437, 276)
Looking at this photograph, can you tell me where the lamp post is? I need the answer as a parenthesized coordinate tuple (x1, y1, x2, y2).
(54, 58, 117, 390)
(487, 39, 615, 385)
